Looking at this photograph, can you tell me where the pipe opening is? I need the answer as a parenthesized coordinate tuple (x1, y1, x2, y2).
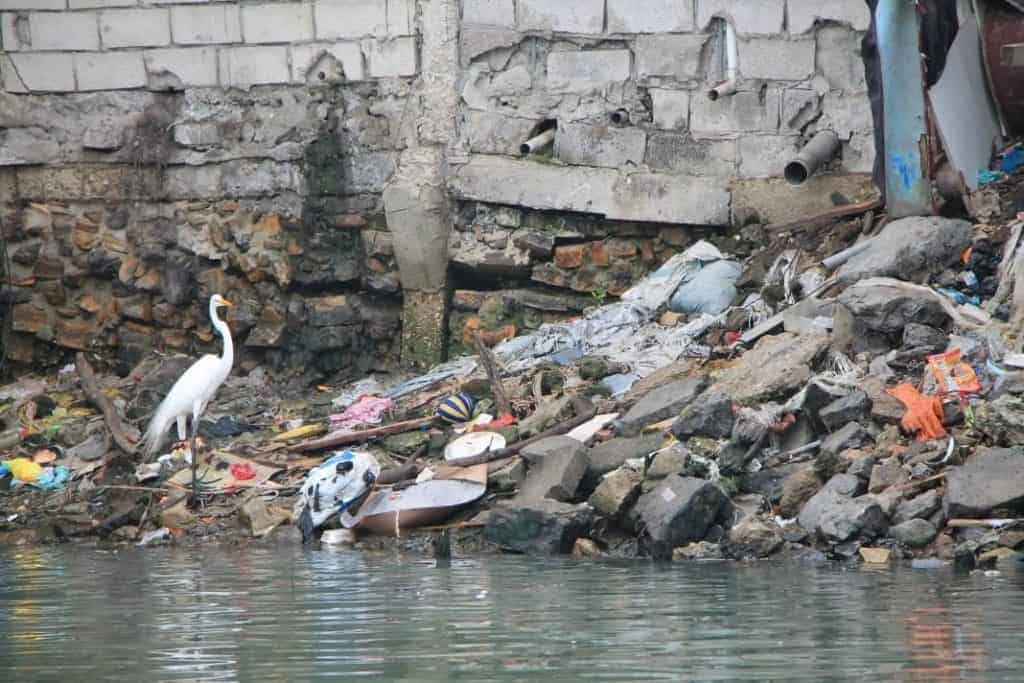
(609, 109, 630, 125)
(784, 161, 809, 185)
(520, 119, 557, 156)
(784, 131, 840, 186)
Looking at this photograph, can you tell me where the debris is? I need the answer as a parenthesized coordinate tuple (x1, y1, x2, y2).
(727, 516, 784, 559)
(444, 431, 506, 462)
(589, 466, 642, 519)
(571, 537, 602, 558)
(631, 475, 732, 553)
(618, 377, 707, 436)
(859, 547, 891, 564)
(296, 450, 380, 540)
(885, 385, 947, 440)
(294, 415, 436, 453)
(484, 499, 594, 555)
(328, 395, 394, 432)
(834, 216, 972, 284)
(320, 528, 357, 545)
(436, 392, 476, 424)
(137, 527, 171, 547)
(75, 352, 139, 454)
(273, 423, 327, 442)
(566, 413, 618, 444)
(239, 497, 288, 537)
(517, 436, 588, 503)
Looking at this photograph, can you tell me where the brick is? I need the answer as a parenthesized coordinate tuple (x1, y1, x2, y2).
(71, 0, 137, 7)
(218, 45, 289, 88)
(588, 241, 609, 266)
(170, 4, 240, 45)
(315, 0, 386, 39)
(466, 110, 536, 154)
(697, 0, 784, 35)
(75, 52, 146, 90)
(144, 47, 217, 88)
(365, 36, 416, 77)
(555, 122, 647, 168)
(650, 89, 690, 130)
(30, 11, 100, 50)
(546, 50, 631, 93)
(386, 0, 413, 34)
(607, 0, 693, 33)
(291, 42, 365, 83)
(816, 26, 867, 92)
(518, 0, 603, 34)
(241, 3, 313, 43)
(690, 89, 780, 135)
(738, 38, 815, 81)
(554, 244, 584, 269)
(738, 134, 800, 178)
(100, 8, 169, 48)
(645, 132, 736, 177)
(3, 52, 74, 91)
(789, 0, 871, 35)
(462, 0, 513, 27)
(636, 34, 707, 80)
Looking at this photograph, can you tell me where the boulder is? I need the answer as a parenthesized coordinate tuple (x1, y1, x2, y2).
(779, 465, 823, 518)
(710, 333, 829, 405)
(945, 447, 1024, 518)
(589, 467, 642, 519)
(818, 391, 872, 432)
(835, 216, 972, 284)
(631, 475, 732, 548)
(817, 423, 873, 480)
(798, 489, 888, 543)
(519, 436, 589, 502)
(672, 541, 724, 560)
(670, 391, 734, 440)
(889, 518, 938, 548)
(584, 433, 662, 491)
(838, 279, 951, 336)
(618, 377, 707, 436)
(646, 447, 687, 480)
(868, 458, 908, 494)
(485, 500, 594, 554)
(727, 516, 784, 558)
(861, 376, 905, 425)
(974, 396, 1024, 447)
(824, 473, 865, 498)
(893, 489, 943, 525)
(902, 323, 949, 353)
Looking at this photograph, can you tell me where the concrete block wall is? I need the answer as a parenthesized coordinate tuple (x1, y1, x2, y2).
(456, 0, 877, 226)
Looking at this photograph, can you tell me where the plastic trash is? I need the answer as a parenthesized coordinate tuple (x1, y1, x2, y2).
(0, 458, 71, 490)
(295, 450, 380, 541)
(1001, 145, 1024, 174)
(885, 384, 947, 440)
(978, 169, 1005, 185)
(669, 259, 743, 315)
(927, 349, 983, 396)
(444, 431, 506, 461)
(329, 395, 394, 432)
(621, 240, 724, 311)
(137, 527, 171, 547)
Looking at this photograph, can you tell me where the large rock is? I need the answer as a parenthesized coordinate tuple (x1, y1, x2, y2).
(631, 475, 732, 548)
(711, 333, 829, 405)
(889, 518, 938, 548)
(798, 489, 888, 543)
(779, 465, 823, 518)
(583, 433, 662, 491)
(893, 489, 942, 525)
(974, 396, 1024, 447)
(589, 467, 642, 519)
(619, 377, 707, 436)
(824, 473, 866, 498)
(485, 500, 594, 554)
(670, 391, 734, 440)
(519, 436, 589, 502)
(818, 391, 872, 432)
(835, 216, 972, 284)
(837, 278, 951, 336)
(944, 447, 1024, 518)
(902, 323, 949, 353)
(727, 516, 784, 558)
(868, 458, 908, 494)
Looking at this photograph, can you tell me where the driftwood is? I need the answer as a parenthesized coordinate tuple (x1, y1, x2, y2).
(293, 415, 437, 452)
(474, 332, 513, 417)
(75, 352, 138, 454)
(446, 398, 597, 468)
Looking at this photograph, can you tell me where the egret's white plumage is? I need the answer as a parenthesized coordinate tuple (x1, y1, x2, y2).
(142, 294, 234, 458)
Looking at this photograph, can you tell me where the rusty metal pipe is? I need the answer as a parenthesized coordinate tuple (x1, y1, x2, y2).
(708, 21, 738, 100)
(519, 129, 555, 156)
(784, 131, 841, 185)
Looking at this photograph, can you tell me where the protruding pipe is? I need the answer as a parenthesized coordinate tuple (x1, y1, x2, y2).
(784, 131, 841, 185)
(519, 129, 555, 156)
(708, 21, 738, 100)
(610, 109, 630, 125)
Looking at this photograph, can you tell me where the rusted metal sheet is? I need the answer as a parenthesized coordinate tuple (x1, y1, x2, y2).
(983, 3, 1024, 134)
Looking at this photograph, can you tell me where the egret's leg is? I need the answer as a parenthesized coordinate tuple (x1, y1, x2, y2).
(189, 415, 200, 506)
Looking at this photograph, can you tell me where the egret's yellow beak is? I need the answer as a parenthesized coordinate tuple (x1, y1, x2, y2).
(221, 298, 234, 307)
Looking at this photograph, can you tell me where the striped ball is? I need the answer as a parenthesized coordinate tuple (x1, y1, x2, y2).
(437, 392, 476, 424)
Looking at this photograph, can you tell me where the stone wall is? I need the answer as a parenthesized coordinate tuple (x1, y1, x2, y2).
(0, 0, 878, 376)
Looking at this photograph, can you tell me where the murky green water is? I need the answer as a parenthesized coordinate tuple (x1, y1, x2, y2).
(1, 544, 1022, 681)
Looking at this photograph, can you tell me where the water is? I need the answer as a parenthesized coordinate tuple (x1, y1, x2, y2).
(1, 545, 1022, 681)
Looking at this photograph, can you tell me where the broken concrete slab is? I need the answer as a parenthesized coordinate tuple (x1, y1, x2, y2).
(518, 436, 589, 502)
(484, 499, 594, 554)
(710, 332, 829, 405)
(589, 466, 642, 520)
(631, 474, 732, 548)
(798, 489, 888, 544)
(583, 433, 662, 491)
(618, 377, 707, 436)
(835, 216, 972, 285)
(945, 447, 1024, 518)
(670, 391, 734, 440)
(892, 489, 942, 525)
(818, 390, 871, 432)
(838, 279, 952, 336)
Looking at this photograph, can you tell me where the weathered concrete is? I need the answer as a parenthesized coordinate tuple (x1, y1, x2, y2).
(836, 216, 973, 285)
(485, 499, 594, 555)
(619, 377, 708, 436)
(632, 475, 732, 548)
(519, 436, 589, 503)
(945, 447, 1024, 518)
(589, 466, 642, 520)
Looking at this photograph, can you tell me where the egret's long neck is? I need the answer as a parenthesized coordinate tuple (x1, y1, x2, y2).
(210, 304, 234, 369)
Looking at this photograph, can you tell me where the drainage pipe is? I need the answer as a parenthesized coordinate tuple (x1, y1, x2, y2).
(519, 129, 555, 156)
(784, 131, 841, 185)
(707, 21, 738, 100)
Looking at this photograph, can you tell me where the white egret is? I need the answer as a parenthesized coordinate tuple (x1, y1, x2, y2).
(142, 294, 234, 503)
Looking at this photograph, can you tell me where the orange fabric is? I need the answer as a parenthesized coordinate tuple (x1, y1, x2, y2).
(885, 384, 947, 441)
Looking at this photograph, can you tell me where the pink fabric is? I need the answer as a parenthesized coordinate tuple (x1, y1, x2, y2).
(329, 396, 394, 433)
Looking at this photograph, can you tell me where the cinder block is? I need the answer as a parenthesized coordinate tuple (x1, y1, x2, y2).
(144, 46, 217, 88)
(170, 4, 240, 44)
(645, 132, 736, 177)
(0, 0, 64, 9)
(100, 8, 169, 48)
(518, 0, 602, 34)
(465, 110, 536, 154)
(546, 50, 631, 93)
(816, 26, 867, 92)
(387, 0, 413, 34)
(690, 89, 780, 135)
(636, 34, 707, 80)
(607, 0, 693, 33)
(555, 122, 647, 168)
(782, 88, 821, 130)
(650, 89, 690, 130)
(241, 3, 313, 43)
(789, 0, 871, 34)
(315, 0, 386, 39)
(218, 45, 289, 89)
(2, 52, 75, 91)
(819, 91, 873, 138)
(70, 0, 138, 8)
(1, 12, 22, 51)
(365, 36, 416, 77)
(841, 132, 875, 174)
(697, 0, 784, 35)
(291, 41, 365, 83)
(75, 51, 146, 90)
(738, 134, 801, 177)
(462, 0, 513, 27)
(738, 38, 815, 81)
(30, 11, 100, 50)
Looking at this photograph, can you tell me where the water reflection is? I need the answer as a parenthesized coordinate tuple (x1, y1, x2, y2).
(1, 546, 1022, 681)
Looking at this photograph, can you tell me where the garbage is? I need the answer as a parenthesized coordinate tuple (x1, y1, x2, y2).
(885, 385, 947, 440)
(927, 349, 983, 396)
(329, 395, 394, 432)
(320, 528, 357, 545)
(295, 450, 380, 541)
(436, 392, 476, 424)
(443, 431, 506, 462)
(668, 259, 743, 316)
(137, 527, 171, 546)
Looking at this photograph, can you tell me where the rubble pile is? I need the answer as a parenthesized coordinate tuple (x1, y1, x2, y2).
(5, 175, 1024, 571)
